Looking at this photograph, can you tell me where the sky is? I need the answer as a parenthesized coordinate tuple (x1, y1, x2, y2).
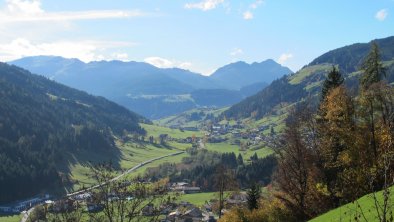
(0, 0, 393, 75)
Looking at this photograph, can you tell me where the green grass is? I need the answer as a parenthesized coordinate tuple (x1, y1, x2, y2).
(179, 192, 218, 206)
(289, 64, 332, 85)
(310, 188, 394, 222)
(64, 123, 200, 192)
(127, 153, 188, 177)
(0, 214, 21, 222)
(205, 142, 273, 160)
(141, 123, 203, 139)
(66, 141, 181, 191)
(305, 80, 323, 91)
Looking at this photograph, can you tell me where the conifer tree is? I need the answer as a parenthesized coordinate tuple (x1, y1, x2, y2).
(237, 153, 244, 165)
(247, 183, 261, 211)
(360, 42, 386, 90)
(321, 66, 344, 101)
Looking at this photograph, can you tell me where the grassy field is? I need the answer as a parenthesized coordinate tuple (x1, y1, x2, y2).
(127, 152, 188, 177)
(0, 214, 21, 222)
(310, 188, 394, 222)
(289, 64, 331, 85)
(141, 123, 203, 139)
(63, 124, 200, 192)
(179, 192, 218, 206)
(66, 142, 179, 191)
(205, 142, 273, 160)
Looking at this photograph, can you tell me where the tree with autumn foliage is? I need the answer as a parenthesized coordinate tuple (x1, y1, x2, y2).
(273, 104, 327, 220)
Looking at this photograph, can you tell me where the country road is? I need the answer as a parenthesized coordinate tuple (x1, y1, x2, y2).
(21, 151, 185, 222)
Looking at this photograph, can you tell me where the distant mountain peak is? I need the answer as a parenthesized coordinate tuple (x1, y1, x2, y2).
(210, 59, 292, 89)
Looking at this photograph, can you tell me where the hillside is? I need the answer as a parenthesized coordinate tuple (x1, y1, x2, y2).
(10, 57, 289, 119)
(310, 188, 394, 222)
(156, 107, 227, 128)
(224, 36, 394, 120)
(0, 63, 146, 203)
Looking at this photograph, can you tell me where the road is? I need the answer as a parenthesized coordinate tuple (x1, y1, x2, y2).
(20, 151, 185, 222)
(21, 208, 33, 222)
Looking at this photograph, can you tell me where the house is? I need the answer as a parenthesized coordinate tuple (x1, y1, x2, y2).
(171, 183, 201, 194)
(226, 193, 248, 207)
(181, 187, 201, 194)
(176, 207, 203, 222)
(73, 192, 92, 201)
(202, 213, 217, 222)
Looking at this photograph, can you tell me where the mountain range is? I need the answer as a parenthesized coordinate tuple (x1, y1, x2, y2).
(10, 57, 292, 119)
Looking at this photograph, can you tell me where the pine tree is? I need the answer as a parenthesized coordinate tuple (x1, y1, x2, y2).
(247, 183, 261, 210)
(250, 152, 258, 161)
(321, 66, 344, 101)
(237, 153, 244, 165)
(360, 42, 386, 90)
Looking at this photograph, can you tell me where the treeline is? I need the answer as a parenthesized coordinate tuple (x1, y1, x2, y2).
(145, 148, 277, 191)
(220, 43, 394, 222)
(0, 63, 146, 203)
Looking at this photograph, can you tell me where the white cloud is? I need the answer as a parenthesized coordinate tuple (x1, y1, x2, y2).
(277, 53, 293, 65)
(243, 11, 253, 20)
(230, 48, 243, 56)
(144, 57, 173, 68)
(179, 62, 193, 69)
(242, 0, 264, 20)
(112, 53, 130, 61)
(184, 0, 225, 11)
(6, 0, 43, 15)
(0, 0, 145, 23)
(0, 38, 136, 62)
(375, 9, 388, 21)
(144, 57, 193, 69)
(250, 0, 264, 9)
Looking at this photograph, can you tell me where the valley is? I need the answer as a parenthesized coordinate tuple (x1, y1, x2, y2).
(1, 28, 394, 222)
(10, 58, 291, 119)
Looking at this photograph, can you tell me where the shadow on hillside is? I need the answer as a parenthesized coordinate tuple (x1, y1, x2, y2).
(56, 145, 122, 195)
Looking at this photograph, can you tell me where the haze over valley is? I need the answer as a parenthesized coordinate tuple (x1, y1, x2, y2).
(0, 1, 394, 222)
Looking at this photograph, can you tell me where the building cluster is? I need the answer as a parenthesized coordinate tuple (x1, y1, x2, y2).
(170, 182, 201, 194)
(0, 194, 50, 214)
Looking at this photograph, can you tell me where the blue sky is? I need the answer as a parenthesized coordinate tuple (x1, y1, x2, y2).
(0, 0, 393, 75)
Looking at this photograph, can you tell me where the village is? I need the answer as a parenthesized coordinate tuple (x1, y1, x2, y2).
(163, 120, 278, 152)
(0, 180, 253, 222)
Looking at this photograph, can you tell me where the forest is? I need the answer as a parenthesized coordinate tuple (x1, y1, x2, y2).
(145, 148, 277, 191)
(0, 63, 146, 203)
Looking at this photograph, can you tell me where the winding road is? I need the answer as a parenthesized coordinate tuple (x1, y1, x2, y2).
(21, 151, 185, 222)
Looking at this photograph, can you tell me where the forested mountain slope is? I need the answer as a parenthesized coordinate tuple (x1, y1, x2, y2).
(224, 36, 394, 120)
(0, 63, 146, 203)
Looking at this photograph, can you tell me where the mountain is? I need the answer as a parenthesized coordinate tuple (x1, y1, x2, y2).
(10, 57, 289, 119)
(309, 36, 394, 73)
(224, 36, 394, 120)
(0, 62, 146, 203)
(210, 59, 293, 90)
